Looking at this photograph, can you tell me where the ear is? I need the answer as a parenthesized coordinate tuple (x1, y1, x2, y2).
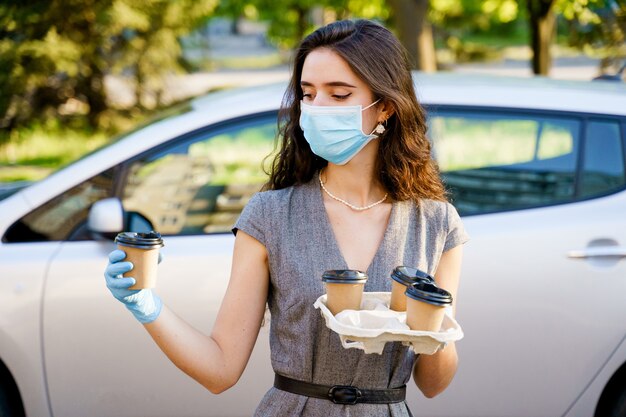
(377, 100, 395, 123)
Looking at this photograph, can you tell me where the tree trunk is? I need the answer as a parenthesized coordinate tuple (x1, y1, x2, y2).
(134, 63, 145, 110)
(388, 0, 437, 71)
(86, 69, 107, 128)
(527, 0, 556, 75)
(295, 6, 308, 46)
(76, 61, 108, 128)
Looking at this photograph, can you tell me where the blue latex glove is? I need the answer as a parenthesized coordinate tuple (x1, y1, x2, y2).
(104, 249, 163, 324)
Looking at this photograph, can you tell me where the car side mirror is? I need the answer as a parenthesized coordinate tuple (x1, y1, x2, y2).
(88, 198, 124, 240)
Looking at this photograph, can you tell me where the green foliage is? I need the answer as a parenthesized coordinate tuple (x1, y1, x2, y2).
(216, 0, 388, 49)
(0, 0, 218, 137)
(108, 0, 218, 108)
(430, 0, 520, 30)
(427, 0, 523, 63)
(556, 0, 625, 66)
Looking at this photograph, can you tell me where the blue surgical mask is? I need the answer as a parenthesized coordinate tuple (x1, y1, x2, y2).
(299, 100, 380, 165)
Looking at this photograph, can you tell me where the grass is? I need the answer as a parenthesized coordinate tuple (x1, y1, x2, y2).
(0, 126, 110, 182)
(0, 165, 53, 183)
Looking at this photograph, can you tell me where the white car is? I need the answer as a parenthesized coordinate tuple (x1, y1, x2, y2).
(0, 73, 625, 417)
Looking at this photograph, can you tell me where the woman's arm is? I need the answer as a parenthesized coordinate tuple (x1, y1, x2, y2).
(144, 230, 270, 394)
(413, 244, 463, 398)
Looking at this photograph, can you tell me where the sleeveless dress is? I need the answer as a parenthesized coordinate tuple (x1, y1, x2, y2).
(233, 175, 469, 417)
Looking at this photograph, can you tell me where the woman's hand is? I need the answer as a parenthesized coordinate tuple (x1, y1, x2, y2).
(104, 249, 163, 324)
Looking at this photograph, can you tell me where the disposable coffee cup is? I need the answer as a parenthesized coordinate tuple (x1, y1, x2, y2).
(405, 282, 452, 332)
(389, 266, 434, 311)
(115, 231, 164, 290)
(322, 270, 368, 316)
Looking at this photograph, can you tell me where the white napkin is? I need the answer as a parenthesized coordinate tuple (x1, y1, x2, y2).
(314, 292, 464, 355)
(335, 302, 410, 332)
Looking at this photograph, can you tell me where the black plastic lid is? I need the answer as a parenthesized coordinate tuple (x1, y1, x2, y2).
(115, 231, 164, 249)
(405, 282, 452, 306)
(391, 266, 434, 286)
(322, 269, 368, 284)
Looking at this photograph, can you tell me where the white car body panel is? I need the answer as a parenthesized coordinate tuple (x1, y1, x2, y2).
(0, 193, 55, 417)
(0, 241, 58, 417)
(407, 190, 626, 416)
(565, 333, 626, 417)
(0, 74, 624, 416)
(42, 235, 272, 416)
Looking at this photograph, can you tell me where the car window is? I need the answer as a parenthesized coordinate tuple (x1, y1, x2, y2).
(580, 119, 625, 198)
(428, 110, 581, 215)
(2, 169, 115, 243)
(121, 114, 277, 236)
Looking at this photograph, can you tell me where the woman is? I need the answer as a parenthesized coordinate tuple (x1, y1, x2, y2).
(105, 19, 469, 416)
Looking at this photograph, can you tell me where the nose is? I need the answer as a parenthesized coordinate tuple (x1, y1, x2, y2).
(312, 94, 332, 106)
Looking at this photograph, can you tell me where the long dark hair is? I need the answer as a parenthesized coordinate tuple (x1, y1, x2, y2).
(265, 19, 447, 202)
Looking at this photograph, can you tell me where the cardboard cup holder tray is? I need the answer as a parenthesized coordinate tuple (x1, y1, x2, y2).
(314, 292, 463, 355)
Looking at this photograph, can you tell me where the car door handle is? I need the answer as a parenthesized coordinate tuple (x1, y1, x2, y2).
(567, 246, 626, 259)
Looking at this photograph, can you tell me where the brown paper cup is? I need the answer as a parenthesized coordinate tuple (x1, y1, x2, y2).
(118, 245, 160, 290)
(325, 282, 365, 316)
(390, 280, 409, 311)
(406, 297, 446, 332)
(389, 266, 435, 312)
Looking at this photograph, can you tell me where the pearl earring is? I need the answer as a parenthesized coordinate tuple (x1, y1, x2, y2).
(374, 122, 385, 134)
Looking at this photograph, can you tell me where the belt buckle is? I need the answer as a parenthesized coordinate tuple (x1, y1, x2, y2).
(327, 385, 362, 405)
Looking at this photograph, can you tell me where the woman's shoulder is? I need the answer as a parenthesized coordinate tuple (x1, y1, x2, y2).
(246, 184, 303, 210)
(416, 198, 463, 226)
(234, 186, 300, 242)
(416, 198, 451, 216)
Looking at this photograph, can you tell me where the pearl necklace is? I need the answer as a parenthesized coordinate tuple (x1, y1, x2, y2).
(319, 172, 388, 211)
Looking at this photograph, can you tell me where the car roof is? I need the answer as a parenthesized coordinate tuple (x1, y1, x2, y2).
(191, 72, 626, 118)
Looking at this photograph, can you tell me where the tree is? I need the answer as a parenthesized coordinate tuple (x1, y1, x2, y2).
(108, 1, 218, 110)
(559, 0, 625, 74)
(387, 0, 437, 71)
(0, 1, 113, 131)
(523, 0, 622, 76)
(0, 0, 217, 136)
(216, 0, 388, 50)
(217, 0, 322, 50)
(526, 0, 557, 75)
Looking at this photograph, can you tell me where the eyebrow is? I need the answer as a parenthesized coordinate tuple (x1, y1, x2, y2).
(300, 80, 357, 88)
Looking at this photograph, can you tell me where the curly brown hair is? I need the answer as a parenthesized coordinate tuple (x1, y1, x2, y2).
(264, 19, 447, 203)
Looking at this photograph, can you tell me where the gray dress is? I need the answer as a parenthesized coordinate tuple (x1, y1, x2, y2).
(233, 176, 469, 417)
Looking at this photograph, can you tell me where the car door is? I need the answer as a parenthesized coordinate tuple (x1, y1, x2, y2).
(42, 113, 277, 417)
(407, 110, 626, 416)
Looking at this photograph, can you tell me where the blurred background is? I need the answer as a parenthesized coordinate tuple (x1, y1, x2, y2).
(0, 0, 624, 187)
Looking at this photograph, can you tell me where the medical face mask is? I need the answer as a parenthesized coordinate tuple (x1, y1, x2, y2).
(299, 99, 380, 165)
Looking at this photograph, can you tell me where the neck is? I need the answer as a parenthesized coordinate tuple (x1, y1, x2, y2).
(322, 146, 386, 207)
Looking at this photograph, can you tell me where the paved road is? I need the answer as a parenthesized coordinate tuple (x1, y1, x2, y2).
(452, 55, 601, 80)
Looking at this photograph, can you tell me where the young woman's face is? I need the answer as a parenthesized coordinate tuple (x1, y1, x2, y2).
(300, 47, 381, 134)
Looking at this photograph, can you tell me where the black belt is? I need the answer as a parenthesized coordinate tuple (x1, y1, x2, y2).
(273, 373, 406, 405)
